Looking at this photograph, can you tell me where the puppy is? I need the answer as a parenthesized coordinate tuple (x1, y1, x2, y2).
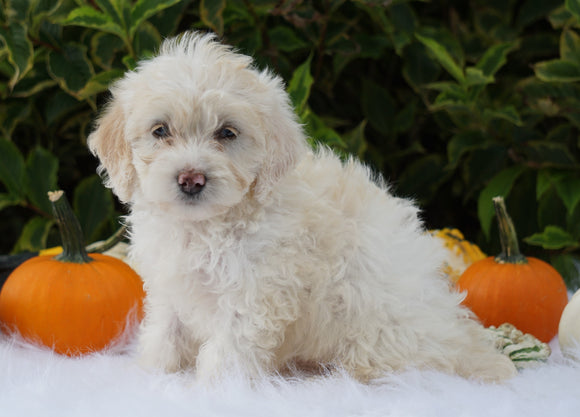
(88, 32, 516, 383)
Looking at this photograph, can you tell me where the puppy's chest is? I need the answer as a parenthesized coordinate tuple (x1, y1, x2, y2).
(130, 207, 324, 294)
(131, 217, 257, 288)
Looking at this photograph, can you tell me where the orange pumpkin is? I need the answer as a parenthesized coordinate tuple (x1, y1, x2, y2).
(456, 196, 568, 343)
(0, 190, 145, 356)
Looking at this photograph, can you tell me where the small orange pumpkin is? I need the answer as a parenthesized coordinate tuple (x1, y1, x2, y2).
(0, 190, 145, 356)
(456, 196, 568, 343)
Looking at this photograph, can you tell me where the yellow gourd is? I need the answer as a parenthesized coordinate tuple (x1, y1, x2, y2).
(429, 228, 487, 283)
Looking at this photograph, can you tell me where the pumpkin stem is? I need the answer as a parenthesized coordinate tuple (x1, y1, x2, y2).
(493, 196, 528, 264)
(48, 190, 92, 264)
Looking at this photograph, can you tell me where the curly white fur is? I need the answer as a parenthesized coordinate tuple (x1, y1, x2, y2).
(88, 32, 516, 383)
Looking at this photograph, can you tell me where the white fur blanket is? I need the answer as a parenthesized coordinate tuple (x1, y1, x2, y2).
(1, 335, 579, 417)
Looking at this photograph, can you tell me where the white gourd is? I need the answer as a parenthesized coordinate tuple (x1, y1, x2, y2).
(559, 289, 580, 360)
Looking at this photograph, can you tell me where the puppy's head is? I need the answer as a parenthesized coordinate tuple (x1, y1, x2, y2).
(89, 32, 307, 220)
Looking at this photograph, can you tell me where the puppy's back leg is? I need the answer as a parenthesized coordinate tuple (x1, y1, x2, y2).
(452, 322, 518, 382)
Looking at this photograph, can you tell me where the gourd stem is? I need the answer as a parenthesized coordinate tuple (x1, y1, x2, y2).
(86, 225, 127, 253)
(493, 196, 528, 264)
(48, 190, 92, 264)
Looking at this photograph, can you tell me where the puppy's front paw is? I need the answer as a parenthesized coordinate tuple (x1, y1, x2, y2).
(195, 342, 225, 383)
(137, 325, 186, 373)
(138, 343, 182, 374)
(195, 340, 269, 383)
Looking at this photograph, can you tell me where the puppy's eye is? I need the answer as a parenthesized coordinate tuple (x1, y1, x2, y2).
(152, 123, 170, 139)
(215, 127, 238, 141)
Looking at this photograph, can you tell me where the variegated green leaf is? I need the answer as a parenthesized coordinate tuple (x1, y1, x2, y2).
(95, 0, 127, 28)
(342, 120, 368, 158)
(63, 6, 125, 38)
(133, 21, 161, 57)
(130, 0, 182, 37)
(47, 43, 94, 98)
(447, 131, 488, 170)
(200, 0, 226, 35)
(74, 175, 114, 243)
(12, 64, 57, 98)
(415, 32, 465, 85)
(0, 100, 32, 137)
(0, 193, 22, 211)
(0, 22, 34, 89)
(566, 0, 580, 20)
(465, 67, 494, 86)
(24, 147, 59, 215)
(91, 32, 125, 70)
(478, 166, 526, 238)
(268, 26, 309, 53)
(30, 0, 65, 36)
(554, 176, 580, 214)
(525, 226, 579, 250)
(476, 41, 519, 77)
(561, 28, 580, 64)
(483, 106, 523, 126)
(12, 217, 54, 253)
(535, 59, 580, 82)
(77, 69, 124, 99)
(0, 138, 25, 198)
(5, 0, 32, 21)
(288, 55, 314, 116)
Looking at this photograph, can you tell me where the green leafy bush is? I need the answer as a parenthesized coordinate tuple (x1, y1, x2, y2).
(1, 0, 580, 288)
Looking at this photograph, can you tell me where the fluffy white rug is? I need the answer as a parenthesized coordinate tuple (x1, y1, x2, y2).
(1, 334, 579, 417)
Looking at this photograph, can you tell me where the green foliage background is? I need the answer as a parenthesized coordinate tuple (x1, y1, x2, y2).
(1, 0, 580, 289)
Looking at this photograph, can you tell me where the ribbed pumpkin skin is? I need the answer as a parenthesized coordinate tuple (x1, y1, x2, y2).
(0, 253, 145, 356)
(457, 256, 568, 343)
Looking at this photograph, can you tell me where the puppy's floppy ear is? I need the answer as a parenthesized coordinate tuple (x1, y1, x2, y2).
(88, 98, 137, 203)
(253, 76, 309, 202)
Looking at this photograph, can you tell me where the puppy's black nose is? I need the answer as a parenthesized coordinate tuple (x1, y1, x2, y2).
(177, 170, 206, 195)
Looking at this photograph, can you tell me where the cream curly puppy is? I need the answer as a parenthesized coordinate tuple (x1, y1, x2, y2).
(88, 32, 516, 383)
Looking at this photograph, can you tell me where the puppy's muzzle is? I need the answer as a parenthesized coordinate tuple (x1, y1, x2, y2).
(177, 169, 206, 195)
